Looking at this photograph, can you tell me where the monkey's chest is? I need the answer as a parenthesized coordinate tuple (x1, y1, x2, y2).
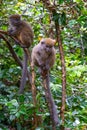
(40, 52, 49, 60)
(39, 54, 50, 66)
(35, 50, 51, 66)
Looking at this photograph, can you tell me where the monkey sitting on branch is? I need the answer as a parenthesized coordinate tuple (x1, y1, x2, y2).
(8, 14, 33, 48)
(8, 14, 34, 94)
(31, 38, 56, 77)
(31, 38, 59, 128)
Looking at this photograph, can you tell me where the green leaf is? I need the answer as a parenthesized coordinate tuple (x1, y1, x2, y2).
(0, 105, 3, 110)
(61, 12, 66, 25)
(5, 99, 19, 109)
(53, 12, 60, 23)
(19, 94, 25, 102)
(59, 0, 64, 4)
(16, 122, 22, 130)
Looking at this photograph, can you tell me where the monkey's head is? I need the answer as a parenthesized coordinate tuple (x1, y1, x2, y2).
(9, 14, 21, 26)
(40, 38, 56, 53)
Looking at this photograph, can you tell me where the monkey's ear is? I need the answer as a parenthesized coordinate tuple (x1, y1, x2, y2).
(53, 39, 56, 45)
(40, 39, 45, 44)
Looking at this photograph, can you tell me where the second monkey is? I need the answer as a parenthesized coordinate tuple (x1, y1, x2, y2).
(8, 14, 34, 93)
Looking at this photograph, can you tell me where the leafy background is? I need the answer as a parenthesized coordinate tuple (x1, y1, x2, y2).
(0, 0, 87, 129)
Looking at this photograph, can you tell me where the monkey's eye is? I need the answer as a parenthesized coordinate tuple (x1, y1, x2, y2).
(46, 45, 49, 47)
(46, 45, 52, 48)
(16, 18, 20, 21)
(41, 41, 45, 44)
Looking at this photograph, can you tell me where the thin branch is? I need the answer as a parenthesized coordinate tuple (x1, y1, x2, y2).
(0, 33, 22, 67)
(0, 32, 32, 87)
(55, 23, 66, 126)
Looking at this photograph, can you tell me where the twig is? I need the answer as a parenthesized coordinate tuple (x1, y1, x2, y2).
(0, 32, 32, 87)
(0, 33, 22, 67)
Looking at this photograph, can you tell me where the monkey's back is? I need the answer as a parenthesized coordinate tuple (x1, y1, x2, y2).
(17, 21, 34, 48)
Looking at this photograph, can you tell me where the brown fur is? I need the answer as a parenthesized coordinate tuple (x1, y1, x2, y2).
(31, 38, 56, 77)
(8, 14, 34, 93)
(8, 14, 34, 48)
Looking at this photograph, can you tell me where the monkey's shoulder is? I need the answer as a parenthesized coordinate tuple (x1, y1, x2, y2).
(32, 45, 39, 54)
(52, 47, 56, 53)
(20, 21, 32, 29)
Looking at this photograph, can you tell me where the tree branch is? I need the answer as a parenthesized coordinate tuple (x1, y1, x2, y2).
(40, 0, 66, 129)
(0, 32, 32, 88)
(0, 33, 22, 67)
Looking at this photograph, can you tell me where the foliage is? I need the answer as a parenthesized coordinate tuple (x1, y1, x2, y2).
(0, 0, 87, 129)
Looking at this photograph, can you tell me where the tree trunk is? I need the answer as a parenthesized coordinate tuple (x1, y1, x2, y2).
(55, 23, 66, 126)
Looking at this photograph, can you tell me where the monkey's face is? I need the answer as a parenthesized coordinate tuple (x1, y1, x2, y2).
(9, 18, 20, 26)
(45, 44, 53, 53)
(41, 40, 53, 54)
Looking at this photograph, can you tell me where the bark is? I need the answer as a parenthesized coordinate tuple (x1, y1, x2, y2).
(0, 33, 22, 67)
(55, 23, 66, 125)
(31, 68, 38, 129)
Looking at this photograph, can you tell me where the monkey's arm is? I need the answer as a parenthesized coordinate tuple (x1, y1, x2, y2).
(32, 48, 44, 67)
(8, 28, 23, 47)
(44, 50, 56, 71)
(8, 26, 18, 36)
(8, 29, 16, 36)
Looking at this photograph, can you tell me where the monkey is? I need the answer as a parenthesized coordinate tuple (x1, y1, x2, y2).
(31, 38, 56, 77)
(31, 38, 59, 126)
(8, 14, 34, 94)
(8, 14, 34, 48)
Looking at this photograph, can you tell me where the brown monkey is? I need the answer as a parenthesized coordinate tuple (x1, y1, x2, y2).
(31, 38, 56, 77)
(8, 14, 34, 48)
(31, 38, 59, 126)
(8, 14, 34, 93)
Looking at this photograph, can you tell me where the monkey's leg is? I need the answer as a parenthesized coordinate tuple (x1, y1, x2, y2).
(42, 72, 59, 129)
(19, 49, 28, 94)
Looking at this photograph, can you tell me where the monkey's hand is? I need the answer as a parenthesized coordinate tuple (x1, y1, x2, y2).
(8, 30, 13, 36)
(8, 29, 16, 36)
(41, 69, 48, 79)
(42, 64, 49, 71)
